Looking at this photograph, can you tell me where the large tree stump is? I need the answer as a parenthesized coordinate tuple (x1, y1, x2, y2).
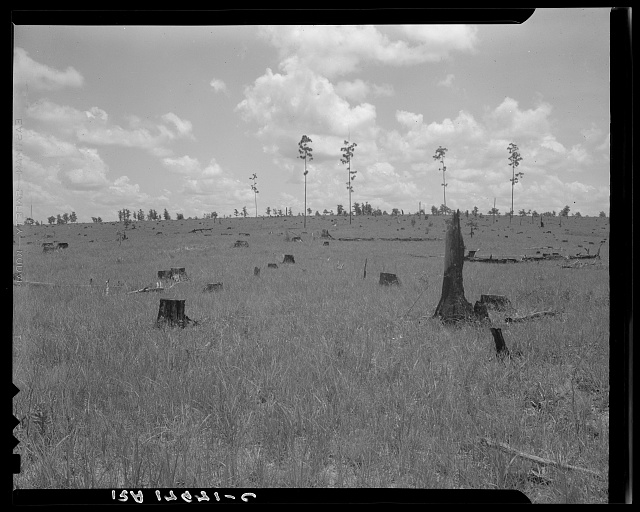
(203, 283, 223, 292)
(156, 299, 187, 328)
(433, 210, 475, 323)
(283, 254, 295, 264)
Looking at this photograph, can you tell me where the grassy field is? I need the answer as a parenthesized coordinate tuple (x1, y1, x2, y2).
(13, 213, 609, 502)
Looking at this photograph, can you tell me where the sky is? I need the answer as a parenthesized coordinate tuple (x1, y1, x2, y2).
(12, 9, 611, 223)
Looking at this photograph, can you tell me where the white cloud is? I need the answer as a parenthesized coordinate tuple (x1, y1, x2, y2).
(161, 112, 194, 138)
(13, 47, 84, 90)
(260, 25, 479, 78)
(437, 74, 455, 87)
(162, 155, 201, 175)
(210, 78, 228, 93)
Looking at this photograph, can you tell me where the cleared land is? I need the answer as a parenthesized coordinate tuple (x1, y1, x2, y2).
(13, 213, 609, 502)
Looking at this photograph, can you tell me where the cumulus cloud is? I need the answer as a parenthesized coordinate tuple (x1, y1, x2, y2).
(161, 112, 194, 138)
(162, 155, 201, 175)
(484, 97, 553, 139)
(210, 78, 228, 93)
(260, 25, 478, 78)
(236, 60, 378, 140)
(437, 74, 455, 87)
(13, 47, 84, 90)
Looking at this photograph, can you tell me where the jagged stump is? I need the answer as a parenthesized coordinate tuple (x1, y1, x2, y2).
(433, 210, 476, 324)
(156, 299, 187, 328)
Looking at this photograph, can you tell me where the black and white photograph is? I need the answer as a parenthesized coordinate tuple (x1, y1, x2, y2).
(13, 8, 626, 504)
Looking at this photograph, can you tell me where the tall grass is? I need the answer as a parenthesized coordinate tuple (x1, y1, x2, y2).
(13, 215, 608, 501)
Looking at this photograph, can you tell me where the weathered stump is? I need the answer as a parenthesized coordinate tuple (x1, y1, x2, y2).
(291, 236, 302, 242)
(171, 267, 189, 282)
(379, 272, 400, 286)
(156, 299, 187, 328)
(480, 294, 512, 311)
(283, 255, 295, 264)
(56, 242, 69, 249)
(323, 241, 330, 246)
(234, 240, 249, 248)
(203, 283, 223, 292)
(267, 263, 278, 269)
(254, 267, 260, 277)
(433, 210, 475, 323)
(490, 327, 510, 358)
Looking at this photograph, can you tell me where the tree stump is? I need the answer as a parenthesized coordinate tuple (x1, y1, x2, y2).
(379, 272, 400, 286)
(490, 327, 510, 358)
(321, 229, 333, 239)
(156, 299, 187, 328)
(323, 241, 330, 246)
(433, 210, 475, 323)
(254, 266, 261, 277)
(283, 255, 295, 264)
(56, 242, 69, 249)
(234, 240, 249, 248)
(171, 267, 189, 282)
(268, 263, 278, 269)
(203, 283, 223, 292)
(291, 236, 302, 242)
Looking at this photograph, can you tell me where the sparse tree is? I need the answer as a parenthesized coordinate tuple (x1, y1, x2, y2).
(307, 208, 312, 216)
(298, 135, 313, 228)
(392, 208, 400, 216)
(472, 206, 479, 217)
(176, 213, 184, 220)
(340, 139, 358, 224)
(337, 204, 344, 216)
(433, 146, 448, 208)
(353, 202, 362, 216)
(56, 214, 64, 225)
(242, 206, 248, 218)
(560, 205, 571, 217)
(97, 217, 102, 223)
(323, 209, 329, 216)
(212, 212, 218, 221)
(277, 209, 283, 217)
(234, 209, 239, 218)
(599, 211, 607, 218)
(24, 217, 35, 226)
(163, 209, 171, 221)
(507, 142, 524, 223)
(573, 211, 582, 217)
(266, 207, 271, 217)
(431, 205, 439, 216)
(69, 211, 77, 223)
(250, 173, 259, 218)
(439, 204, 451, 216)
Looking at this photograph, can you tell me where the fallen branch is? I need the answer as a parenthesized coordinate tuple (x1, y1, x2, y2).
(127, 285, 164, 294)
(504, 310, 558, 323)
(478, 437, 604, 479)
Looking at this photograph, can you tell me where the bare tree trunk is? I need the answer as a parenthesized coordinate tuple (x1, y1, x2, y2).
(433, 210, 475, 323)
